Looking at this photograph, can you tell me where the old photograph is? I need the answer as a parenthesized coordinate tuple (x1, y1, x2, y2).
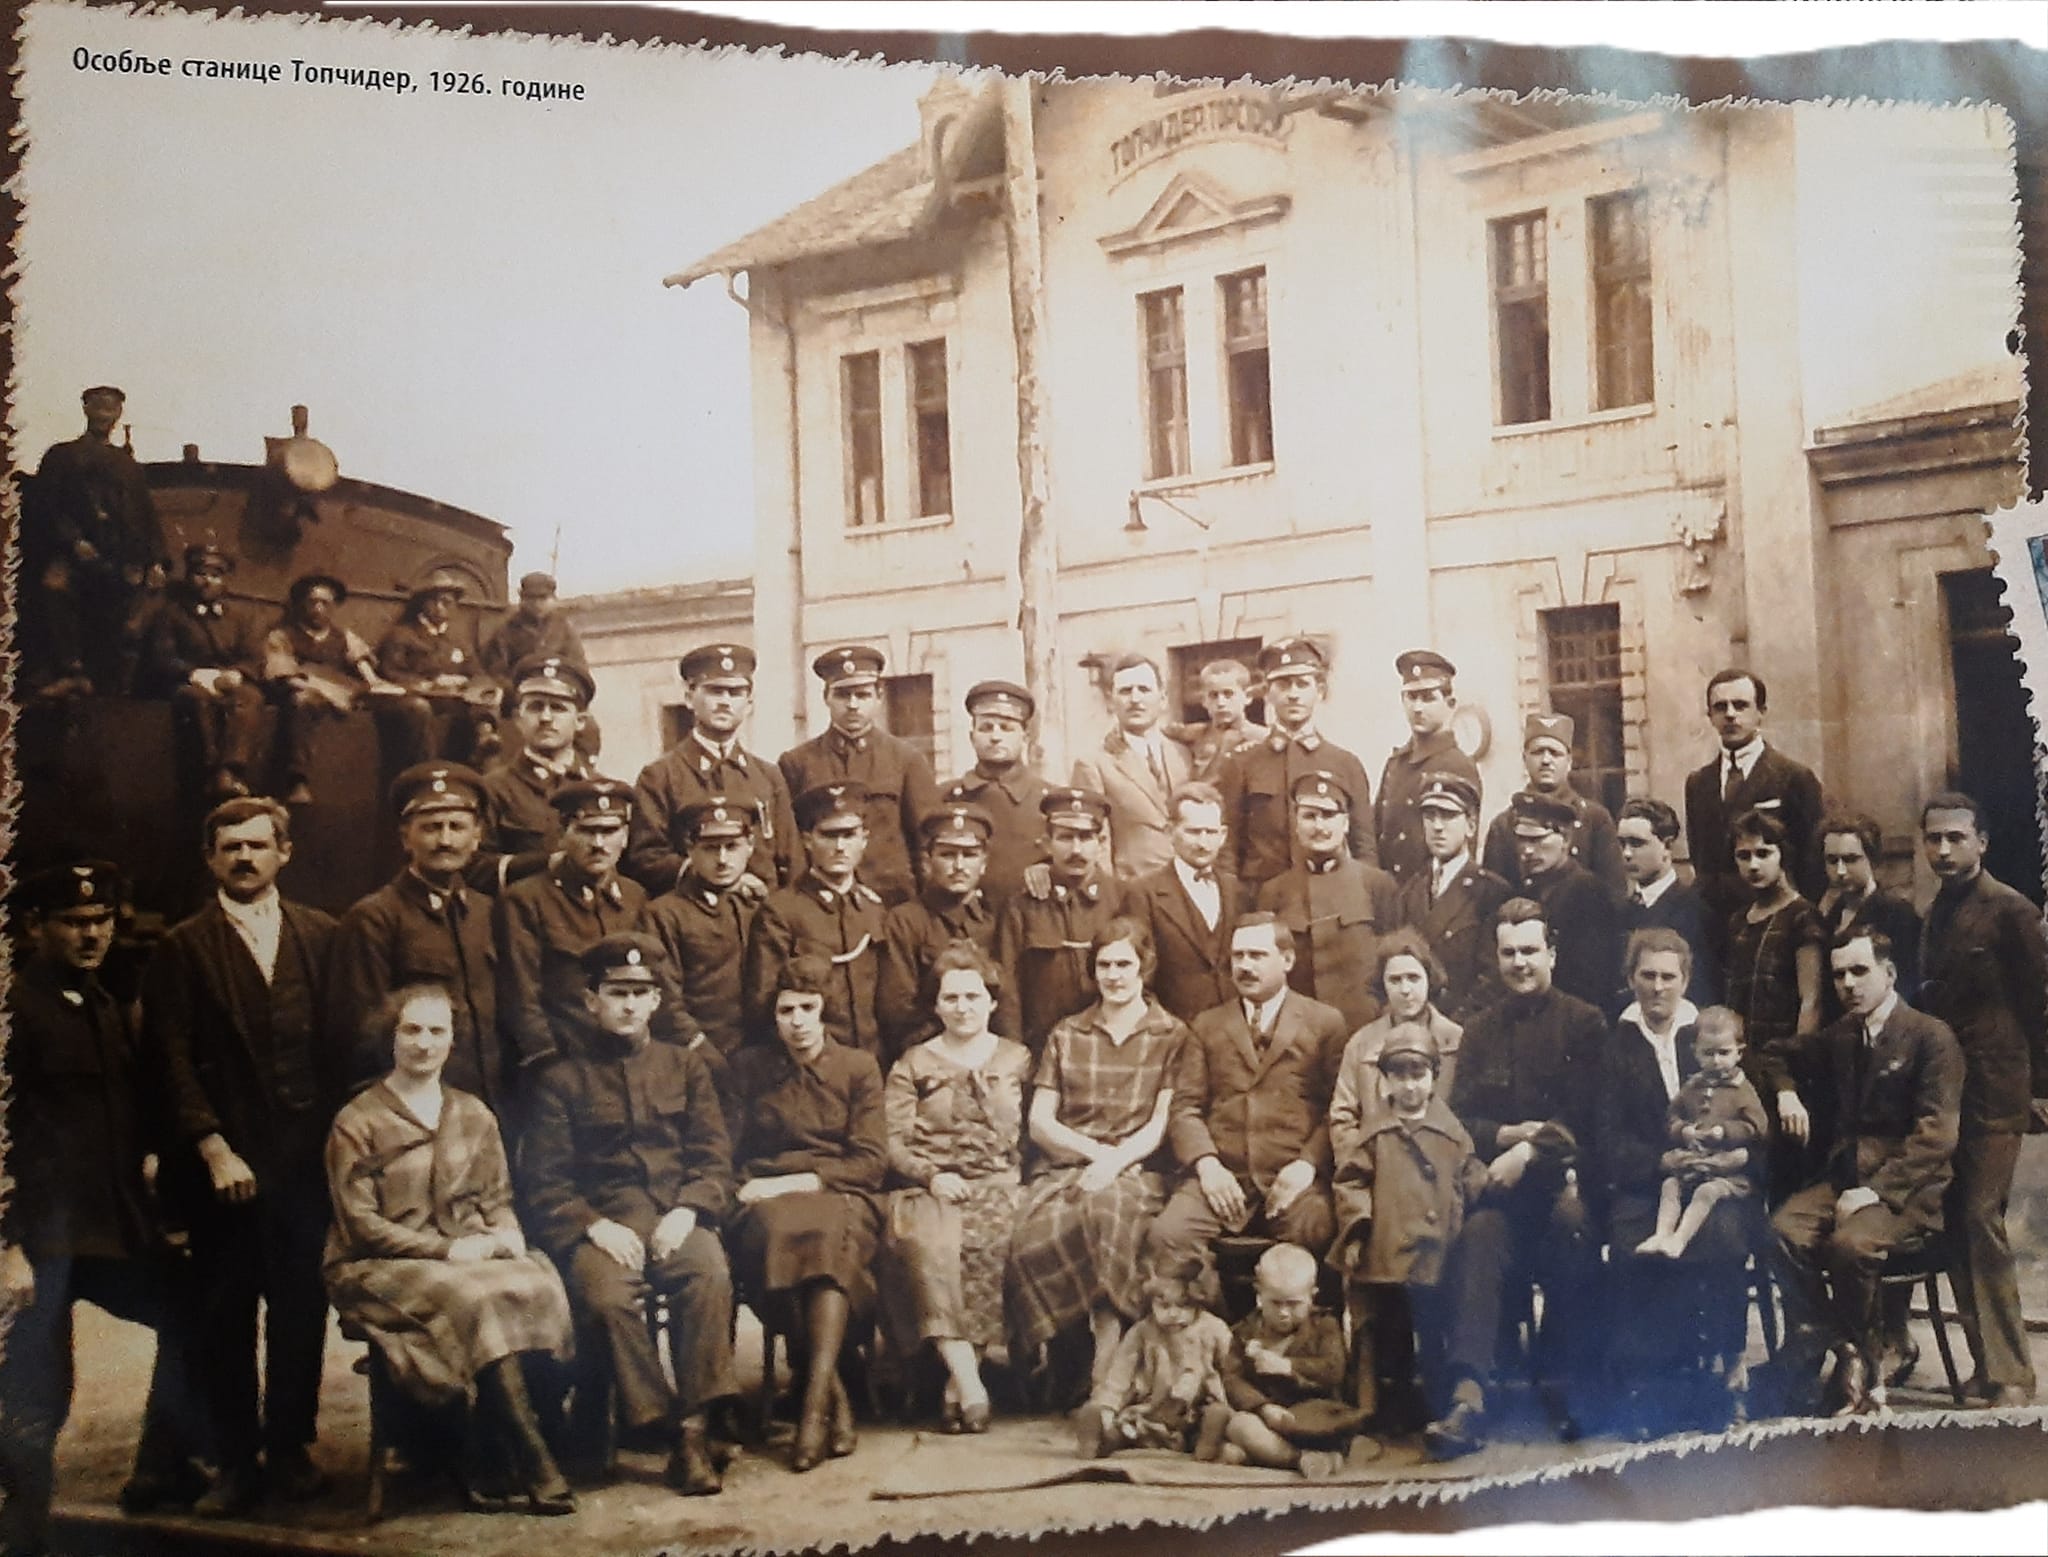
(4, 2, 2045, 1553)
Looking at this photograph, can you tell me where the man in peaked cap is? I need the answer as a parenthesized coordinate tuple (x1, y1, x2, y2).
(645, 796, 763, 1067)
(495, 777, 694, 1074)
(1376, 650, 1483, 888)
(0, 861, 210, 1549)
(876, 801, 1011, 1061)
(743, 782, 888, 1057)
(1071, 651, 1195, 884)
(328, 762, 508, 1115)
(261, 572, 394, 806)
(1397, 771, 1514, 1025)
(476, 653, 599, 888)
(1481, 713, 1625, 895)
(375, 566, 501, 772)
(943, 679, 1048, 907)
(630, 642, 799, 900)
(1255, 770, 1404, 1032)
(779, 645, 939, 907)
(994, 786, 1123, 1052)
(141, 542, 269, 802)
(1219, 637, 1377, 908)
(1506, 789, 1624, 1015)
(523, 932, 739, 1495)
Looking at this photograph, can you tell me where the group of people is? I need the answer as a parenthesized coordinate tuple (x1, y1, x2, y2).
(4, 550, 2045, 1552)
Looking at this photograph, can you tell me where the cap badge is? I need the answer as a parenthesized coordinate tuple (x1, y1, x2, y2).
(719, 654, 734, 672)
(626, 947, 642, 966)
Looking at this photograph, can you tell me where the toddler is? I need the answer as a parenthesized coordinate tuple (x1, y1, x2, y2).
(1074, 1257, 1231, 1457)
(1218, 1243, 1370, 1478)
(1636, 1007, 1768, 1259)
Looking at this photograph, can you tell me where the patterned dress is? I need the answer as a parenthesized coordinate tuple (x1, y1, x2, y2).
(1723, 895, 1823, 1091)
(881, 1037, 1032, 1350)
(1006, 1001, 1188, 1350)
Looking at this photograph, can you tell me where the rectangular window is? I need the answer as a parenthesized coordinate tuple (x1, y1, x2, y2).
(908, 338, 952, 518)
(1590, 190, 1655, 410)
(842, 350, 884, 528)
(1491, 211, 1551, 425)
(1220, 268, 1274, 467)
(1140, 287, 1191, 480)
(1544, 604, 1626, 816)
(882, 673, 937, 774)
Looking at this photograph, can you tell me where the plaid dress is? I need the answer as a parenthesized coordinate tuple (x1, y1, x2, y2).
(1007, 1001, 1188, 1350)
(1724, 895, 1823, 1080)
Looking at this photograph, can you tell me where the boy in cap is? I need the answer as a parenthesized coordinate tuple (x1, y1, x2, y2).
(943, 679, 1047, 907)
(141, 542, 268, 802)
(0, 863, 209, 1550)
(1256, 771, 1404, 1032)
(328, 762, 507, 1114)
(994, 786, 1123, 1052)
(743, 782, 887, 1057)
(1375, 651, 1482, 887)
(645, 796, 762, 1064)
(523, 933, 740, 1495)
(779, 644, 939, 907)
(261, 571, 397, 806)
(876, 801, 1006, 1061)
(1397, 772, 1514, 1025)
(477, 653, 598, 884)
(375, 567, 501, 770)
(630, 642, 798, 899)
(1219, 637, 1376, 906)
(1480, 713, 1625, 894)
(1506, 790, 1625, 1015)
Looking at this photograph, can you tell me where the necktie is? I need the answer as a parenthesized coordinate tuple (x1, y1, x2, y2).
(1722, 758, 1740, 804)
(1146, 740, 1167, 792)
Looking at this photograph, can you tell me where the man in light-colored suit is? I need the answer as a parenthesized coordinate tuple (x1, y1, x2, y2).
(1072, 652, 1193, 883)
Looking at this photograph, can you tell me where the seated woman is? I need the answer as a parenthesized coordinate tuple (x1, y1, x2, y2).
(323, 981, 576, 1515)
(1329, 929, 1465, 1163)
(881, 942, 1032, 1433)
(724, 956, 888, 1473)
(1007, 917, 1190, 1404)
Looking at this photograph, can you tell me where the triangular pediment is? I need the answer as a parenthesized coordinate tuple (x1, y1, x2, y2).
(1100, 172, 1291, 259)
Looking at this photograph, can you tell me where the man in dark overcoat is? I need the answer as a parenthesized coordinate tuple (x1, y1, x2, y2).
(1396, 771, 1512, 1025)
(1256, 771, 1402, 1033)
(476, 653, 597, 887)
(1375, 650, 1482, 887)
(993, 787, 1122, 1053)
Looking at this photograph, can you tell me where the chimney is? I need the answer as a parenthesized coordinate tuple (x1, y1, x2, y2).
(182, 443, 200, 464)
(917, 74, 973, 185)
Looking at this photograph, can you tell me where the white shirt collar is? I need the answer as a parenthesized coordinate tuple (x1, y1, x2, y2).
(1724, 735, 1766, 779)
(218, 887, 280, 924)
(1864, 990, 1900, 1043)
(691, 728, 739, 762)
(1431, 849, 1470, 893)
(1635, 868, 1678, 908)
(1619, 997, 1698, 1099)
(1243, 988, 1287, 1035)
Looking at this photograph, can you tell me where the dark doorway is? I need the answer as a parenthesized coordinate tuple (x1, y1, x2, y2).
(1944, 568, 2044, 904)
(883, 673, 937, 775)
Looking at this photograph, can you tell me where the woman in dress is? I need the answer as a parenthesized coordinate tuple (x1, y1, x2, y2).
(323, 981, 576, 1515)
(881, 941, 1032, 1433)
(1006, 916, 1189, 1398)
(1328, 928, 1465, 1165)
(724, 955, 888, 1472)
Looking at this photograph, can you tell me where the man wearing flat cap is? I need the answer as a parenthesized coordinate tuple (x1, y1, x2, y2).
(876, 802, 1009, 1060)
(1399, 771, 1515, 1025)
(630, 642, 798, 900)
(476, 654, 599, 885)
(1219, 637, 1377, 907)
(24, 385, 163, 698)
(743, 783, 888, 1057)
(375, 567, 501, 771)
(994, 787, 1124, 1053)
(0, 862, 209, 1550)
(141, 543, 268, 802)
(1072, 652, 1195, 884)
(328, 763, 508, 1115)
(261, 571, 397, 806)
(779, 645, 939, 907)
(495, 778, 693, 1074)
(1506, 790, 1624, 1015)
(479, 573, 600, 764)
(943, 679, 1048, 907)
(1481, 713, 1625, 896)
(1376, 650, 1482, 887)
(645, 796, 763, 1065)
(1256, 770, 1404, 1032)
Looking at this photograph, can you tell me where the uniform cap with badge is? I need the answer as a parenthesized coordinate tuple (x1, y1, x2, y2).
(550, 776, 635, 826)
(1395, 649, 1456, 692)
(963, 679, 1034, 723)
(581, 931, 666, 987)
(1416, 770, 1481, 817)
(680, 642, 756, 684)
(811, 644, 884, 689)
(511, 653, 595, 709)
(1290, 769, 1353, 814)
(1259, 637, 1328, 679)
(920, 801, 994, 848)
(680, 794, 757, 841)
(184, 542, 233, 575)
(16, 860, 123, 916)
(1039, 785, 1111, 832)
(390, 761, 487, 817)
(1510, 790, 1577, 836)
(795, 781, 870, 832)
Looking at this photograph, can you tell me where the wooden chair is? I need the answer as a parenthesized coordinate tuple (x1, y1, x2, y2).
(1875, 1236, 1967, 1406)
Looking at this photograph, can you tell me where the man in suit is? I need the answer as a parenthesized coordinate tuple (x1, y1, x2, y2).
(629, 643, 798, 899)
(779, 645, 939, 906)
(1071, 652, 1192, 884)
(876, 800, 1004, 1060)
(1145, 913, 1349, 1269)
(1376, 650, 1482, 887)
(1123, 781, 1238, 1024)
(142, 798, 339, 1514)
(1771, 926, 1963, 1416)
(1480, 713, 1624, 894)
(1398, 772, 1513, 1024)
(1256, 771, 1403, 1032)
(1617, 797, 1721, 1008)
(1219, 637, 1376, 905)
(1683, 669, 1826, 940)
(1916, 792, 2046, 1409)
(942, 680, 1046, 908)
(994, 787, 1122, 1053)
(1509, 791, 1625, 1016)
(139, 543, 268, 803)
(1816, 811, 1921, 1022)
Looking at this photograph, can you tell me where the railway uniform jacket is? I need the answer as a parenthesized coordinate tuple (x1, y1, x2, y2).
(778, 728, 939, 906)
(1168, 990, 1349, 1194)
(1182, 719, 1267, 785)
(628, 734, 797, 897)
(940, 764, 1047, 908)
(1683, 743, 1827, 921)
(1123, 863, 1240, 1025)
(139, 585, 266, 695)
(1071, 727, 1194, 883)
(1397, 859, 1514, 1026)
(1918, 869, 2048, 1135)
(1375, 731, 1482, 887)
(376, 616, 480, 691)
(993, 871, 1124, 1054)
(743, 875, 886, 1058)
(1218, 735, 1378, 903)
(1481, 788, 1626, 896)
(1257, 858, 1403, 1033)
(874, 886, 1005, 1061)
(477, 749, 593, 883)
(644, 872, 757, 1061)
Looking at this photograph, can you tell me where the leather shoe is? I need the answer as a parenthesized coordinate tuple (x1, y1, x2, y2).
(960, 1399, 992, 1435)
(790, 1408, 829, 1474)
(666, 1422, 724, 1496)
(194, 1464, 264, 1519)
(269, 1445, 328, 1502)
(119, 1462, 209, 1514)
(1982, 1384, 2036, 1410)
(1829, 1347, 1875, 1417)
(827, 1378, 857, 1458)
(1879, 1337, 1921, 1389)
(939, 1397, 964, 1435)
(1423, 1398, 1485, 1461)
(524, 1481, 577, 1517)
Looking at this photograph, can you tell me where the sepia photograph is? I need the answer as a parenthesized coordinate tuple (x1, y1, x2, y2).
(4, 3, 2047, 1554)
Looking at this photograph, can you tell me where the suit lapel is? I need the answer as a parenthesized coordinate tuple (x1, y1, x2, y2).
(1105, 732, 1169, 817)
(195, 903, 264, 1067)
(1256, 993, 1303, 1077)
(1224, 1003, 1262, 1073)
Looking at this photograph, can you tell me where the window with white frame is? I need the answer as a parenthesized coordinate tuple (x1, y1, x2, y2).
(907, 339, 952, 519)
(838, 336, 953, 529)
(842, 350, 885, 527)
(1140, 288, 1191, 480)
(1589, 189, 1654, 411)
(1490, 211, 1552, 426)
(1220, 268, 1274, 467)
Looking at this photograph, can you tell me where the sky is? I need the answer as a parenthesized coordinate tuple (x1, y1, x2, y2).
(14, 3, 935, 595)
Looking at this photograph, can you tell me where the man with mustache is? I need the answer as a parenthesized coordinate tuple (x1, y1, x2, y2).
(876, 801, 1007, 1061)
(476, 655, 598, 888)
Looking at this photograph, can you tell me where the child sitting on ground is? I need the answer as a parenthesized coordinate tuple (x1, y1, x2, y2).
(1074, 1255, 1232, 1457)
(1635, 1007, 1768, 1259)
(1217, 1243, 1371, 1478)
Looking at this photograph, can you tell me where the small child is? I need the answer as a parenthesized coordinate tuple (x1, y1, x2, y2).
(1074, 1256, 1232, 1458)
(1218, 1244, 1370, 1478)
(1635, 1007, 1769, 1259)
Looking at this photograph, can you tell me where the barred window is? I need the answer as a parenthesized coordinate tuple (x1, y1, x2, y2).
(1544, 603, 1626, 815)
(1140, 287, 1191, 480)
(1590, 190, 1654, 410)
(1220, 268, 1274, 467)
(1491, 211, 1551, 426)
(842, 350, 884, 528)
(908, 339, 952, 518)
